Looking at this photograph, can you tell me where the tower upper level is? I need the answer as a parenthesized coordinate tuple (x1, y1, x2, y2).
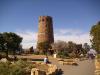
(39, 16, 52, 23)
(37, 16, 54, 43)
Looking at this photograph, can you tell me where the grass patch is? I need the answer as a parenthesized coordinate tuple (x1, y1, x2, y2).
(0, 60, 35, 75)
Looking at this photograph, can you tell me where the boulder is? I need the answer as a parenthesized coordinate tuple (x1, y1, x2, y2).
(31, 68, 46, 75)
(0, 58, 8, 62)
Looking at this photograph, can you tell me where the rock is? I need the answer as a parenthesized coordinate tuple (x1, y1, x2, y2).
(58, 59, 78, 66)
(31, 64, 58, 75)
(31, 68, 46, 75)
(47, 64, 58, 75)
(0, 58, 8, 62)
(95, 59, 100, 75)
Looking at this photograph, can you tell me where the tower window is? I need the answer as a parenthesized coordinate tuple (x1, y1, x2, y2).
(47, 18, 48, 21)
(42, 19, 44, 21)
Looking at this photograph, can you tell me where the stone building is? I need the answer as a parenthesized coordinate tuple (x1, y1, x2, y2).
(37, 16, 54, 44)
(37, 16, 54, 53)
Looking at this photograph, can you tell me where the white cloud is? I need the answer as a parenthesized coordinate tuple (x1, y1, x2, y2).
(16, 29, 91, 49)
(54, 32, 90, 45)
(57, 29, 82, 35)
(16, 30, 37, 49)
(54, 29, 91, 45)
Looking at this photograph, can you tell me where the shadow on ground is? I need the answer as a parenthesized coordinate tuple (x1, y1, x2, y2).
(56, 69, 63, 75)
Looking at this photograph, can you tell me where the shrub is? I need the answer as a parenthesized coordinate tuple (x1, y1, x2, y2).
(0, 60, 35, 75)
(0, 61, 11, 75)
(57, 51, 69, 58)
(9, 65, 25, 75)
(34, 51, 39, 55)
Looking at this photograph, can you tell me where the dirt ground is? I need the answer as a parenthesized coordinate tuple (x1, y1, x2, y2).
(16, 55, 95, 75)
(50, 58, 95, 75)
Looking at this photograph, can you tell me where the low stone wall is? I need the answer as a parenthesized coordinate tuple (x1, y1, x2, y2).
(31, 63, 58, 75)
(58, 58, 78, 65)
(95, 59, 100, 75)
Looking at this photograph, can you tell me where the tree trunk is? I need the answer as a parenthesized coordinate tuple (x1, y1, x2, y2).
(5, 50, 8, 59)
(13, 50, 17, 61)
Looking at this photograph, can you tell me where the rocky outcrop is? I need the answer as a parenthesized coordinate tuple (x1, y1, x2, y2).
(31, 68, 46, 75)
(95, 59, 100, 75)
(0, 58, 8, 62)
(47, 64, 58, 75)
(31, 63, 58, 75)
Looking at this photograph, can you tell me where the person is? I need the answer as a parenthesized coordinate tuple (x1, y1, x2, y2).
(44, 56, 49, 64)
(87, 48, 97, 60)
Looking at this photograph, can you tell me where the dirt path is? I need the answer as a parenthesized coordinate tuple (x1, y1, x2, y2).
(16, 55, 95, 75)
(50, 58, 95, 75)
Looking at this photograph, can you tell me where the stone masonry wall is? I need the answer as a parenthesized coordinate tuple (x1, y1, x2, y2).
(37, 16, 54, 44)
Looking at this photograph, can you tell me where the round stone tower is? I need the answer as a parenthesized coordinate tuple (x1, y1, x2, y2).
(37, 16, 54, 44)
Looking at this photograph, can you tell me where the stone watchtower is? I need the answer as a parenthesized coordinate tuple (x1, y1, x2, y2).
(37, 16, 54, 44)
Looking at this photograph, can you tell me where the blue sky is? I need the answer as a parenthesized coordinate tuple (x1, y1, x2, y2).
(0, 0, 100, 48)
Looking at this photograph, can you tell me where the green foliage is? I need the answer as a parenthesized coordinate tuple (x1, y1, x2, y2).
(67, 41, 77, 53)
(51, 40, 68, 53)
(2, 32, 22, 50)
(0, 60, 35, 75)
(0, 33, 5, 50)
(0, 62, 10, 75)
(57, 50, 69, 58)
(9, 65, 25, 75)
(34, 51, 39, 55)
(52, 41, 71, 58)
(83, 43, 90, 52)
(37, 41, 51, 54)
(90, 21, 100, 52)
(0, 32, 22, 58)
(52, 40, 84, 58)
(29, 46, 34, 54)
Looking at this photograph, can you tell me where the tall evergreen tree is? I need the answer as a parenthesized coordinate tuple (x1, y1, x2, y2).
(90, 21, 100, 52)
(0, 32, 22, 58)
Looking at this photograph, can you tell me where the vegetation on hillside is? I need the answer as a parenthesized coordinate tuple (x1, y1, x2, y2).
(37, 41, 52, 54)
